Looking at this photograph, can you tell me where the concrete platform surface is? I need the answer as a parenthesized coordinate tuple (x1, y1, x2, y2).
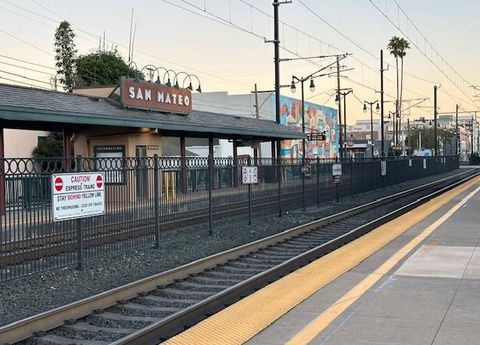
(247, 180, 480, 345)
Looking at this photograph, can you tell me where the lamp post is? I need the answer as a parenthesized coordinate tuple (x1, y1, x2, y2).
(337, 89, 353, 157)
(434, 85, 438, 156)
(291, 76, 315, 211)
(364, 100, 380, 158)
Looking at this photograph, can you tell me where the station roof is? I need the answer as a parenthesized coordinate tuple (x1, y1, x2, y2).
(0, 84, 304, 140)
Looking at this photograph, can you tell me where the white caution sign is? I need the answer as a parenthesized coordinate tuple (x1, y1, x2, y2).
(242, 166, 258, 184)
(332, 163, 342, 176)
(381, 160, 387, 176)
(52, 172, 105, 221)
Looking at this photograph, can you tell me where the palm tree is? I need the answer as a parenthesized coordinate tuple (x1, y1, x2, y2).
(387, 36, 410, 146)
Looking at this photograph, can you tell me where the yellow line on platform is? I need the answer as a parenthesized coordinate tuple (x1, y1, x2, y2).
(162, 177, 480, 345)
(286, 183, 480, 345)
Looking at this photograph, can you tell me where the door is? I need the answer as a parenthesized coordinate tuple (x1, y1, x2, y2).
(135, 145, 148, 199)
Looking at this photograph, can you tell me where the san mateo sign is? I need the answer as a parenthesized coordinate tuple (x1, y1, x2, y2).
(120, 77, 192, 115)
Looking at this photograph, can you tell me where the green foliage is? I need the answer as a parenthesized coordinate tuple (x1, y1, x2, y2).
(32, 132, 64, 158)
(387, 36, 410, 59)
(54, 21, 77, 92)
(408, 127, 455, 152)
(75, 49, 142, 86)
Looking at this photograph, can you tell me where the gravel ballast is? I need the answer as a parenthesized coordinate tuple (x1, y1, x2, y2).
(0, 169, 468, 327)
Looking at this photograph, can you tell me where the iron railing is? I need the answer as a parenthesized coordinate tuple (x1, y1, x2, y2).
(0, 155, 459, 281)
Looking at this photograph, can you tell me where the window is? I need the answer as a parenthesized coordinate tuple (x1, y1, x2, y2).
(94, 145, 125, 184)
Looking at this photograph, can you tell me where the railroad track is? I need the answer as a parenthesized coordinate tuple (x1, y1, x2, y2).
(1, 186, 335, 268)
(1, 169, 477, 345)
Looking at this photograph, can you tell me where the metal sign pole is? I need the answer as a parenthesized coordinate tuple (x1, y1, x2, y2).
(76, 155, 84, 271)
(208, 155, 213, 235)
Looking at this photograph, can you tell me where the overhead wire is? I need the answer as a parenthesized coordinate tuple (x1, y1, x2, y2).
(0, 69, 51, 85)
(368, 0, 474, 102)
(0, 75, 50, 89)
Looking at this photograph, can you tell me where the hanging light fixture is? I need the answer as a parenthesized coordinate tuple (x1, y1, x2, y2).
(290, 78, 296, 93)
(375, 102, 380, 111)
(335, 93, 340, 104)
(363, 103, 367, 113)
(309, 78, 315, 92)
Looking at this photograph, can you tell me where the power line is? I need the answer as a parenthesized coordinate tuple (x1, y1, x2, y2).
(164, 0, 400, 101)
(0, 60, 53, 75)
(0, 28, 53, 57)
(0, 76, 50, 90)
(0, 54, 55, 70)
(0, 69, 51, 85)
(368, 0, 474, 102)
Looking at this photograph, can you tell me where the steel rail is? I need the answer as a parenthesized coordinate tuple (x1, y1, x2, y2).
(0, 169, 476, 345)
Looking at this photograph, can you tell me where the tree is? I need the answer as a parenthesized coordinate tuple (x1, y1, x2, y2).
(32, 132, 64, 158)
(387, 36, 410, 145)
(75, 49, 142, 87)
(54, 21, 77, 92)
(408, 126, 455, 154)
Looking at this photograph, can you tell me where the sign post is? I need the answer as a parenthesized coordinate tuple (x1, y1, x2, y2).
(332, 163, 342, 202)
(242, 166, 258, 225)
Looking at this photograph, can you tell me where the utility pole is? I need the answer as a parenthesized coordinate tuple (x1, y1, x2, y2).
(336, 56, 343, 159)
(253, 83, 260, 159)
(364, 100, 379, 158)
(434, 85, 438, 155)
(455, 104, 459, 156)
(407, 118, 410, 155)
(475, 112, 480, 153)
(471, 115, 474, 156)
(272, 0, 290, 217)
(380, 50, 385, 157)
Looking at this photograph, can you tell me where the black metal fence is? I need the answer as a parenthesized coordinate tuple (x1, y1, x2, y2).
(0, 155, 459, 281)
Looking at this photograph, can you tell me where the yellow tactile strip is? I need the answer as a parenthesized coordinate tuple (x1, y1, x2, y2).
(162, 177, 480, 345)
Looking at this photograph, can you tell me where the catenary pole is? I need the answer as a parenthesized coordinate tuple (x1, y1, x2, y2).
(380, 50, 385, 157)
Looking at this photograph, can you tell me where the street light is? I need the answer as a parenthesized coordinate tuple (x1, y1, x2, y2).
(292, 67, 340, 211)
(364, 100, 379, 158)
(339, 88, 353, 157)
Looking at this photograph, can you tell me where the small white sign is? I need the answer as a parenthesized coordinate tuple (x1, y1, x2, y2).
(408, 159, 412, 167)
(423, 159, 427, 169)
(332, 163, 342, 176)
(242, 166, 258, 184)
(52, 172, 105, 221)
(381, 160, 387, 176)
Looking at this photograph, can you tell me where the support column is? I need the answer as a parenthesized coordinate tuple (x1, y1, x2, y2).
(271, 140, 276, 159)
(63, 130, 70, 158)
(0, 127, 4, 216)
(180, 135, 187, 194)
(209, 134, 215, 189)
(233, 138, 238, 187)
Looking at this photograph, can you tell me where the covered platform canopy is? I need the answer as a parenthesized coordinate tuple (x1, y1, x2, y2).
(0, 83, 304, 141)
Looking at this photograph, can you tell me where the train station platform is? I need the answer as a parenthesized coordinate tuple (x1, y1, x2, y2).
(164, 175, 480, 345)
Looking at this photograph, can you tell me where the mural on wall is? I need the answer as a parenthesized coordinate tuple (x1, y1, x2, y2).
(277, 96, 339, 159)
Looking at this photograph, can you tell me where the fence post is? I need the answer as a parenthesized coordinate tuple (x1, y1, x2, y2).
(76, 154, 84, 271)
(363, 158, 366, 193)
(277, 157, 282, 217)
(350, 157, 353, 198)
(153, 154, 160, 248)
(302, 158, 306, 211)
(335, 157, 339, 202)
(247, 156, 252, 225)
(316, 157, 320, 208)
(208, 154, 213, 235)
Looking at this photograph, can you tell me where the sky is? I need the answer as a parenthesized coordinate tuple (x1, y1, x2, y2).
(0, 0, 479, 124)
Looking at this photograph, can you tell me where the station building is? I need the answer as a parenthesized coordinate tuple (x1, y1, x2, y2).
(0, 79, 304, 161)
